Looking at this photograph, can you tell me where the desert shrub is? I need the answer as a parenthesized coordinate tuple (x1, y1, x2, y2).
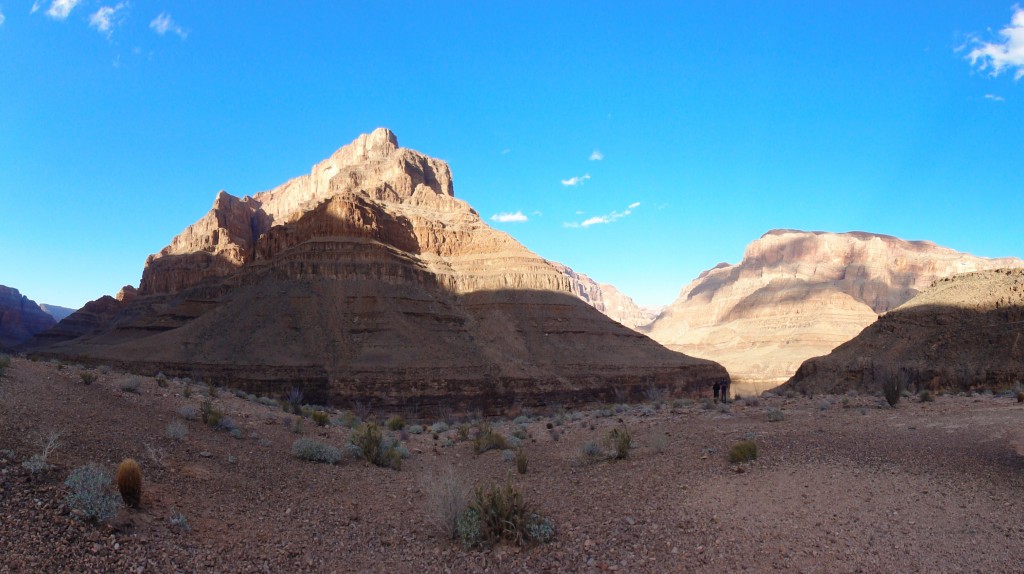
(881, 374, 903, 407)
(387, 415, 406, 431)
(511, 427, 528, 440)
(502, 449, 516, 462)
(66, 464, 121, 522)
(457, 423, 470, 441)
(0, 353, 9, 376)
(818, 400, 831, 411)
(97, 365, 111, 375)
(515, 449, 528, 474)
(292, 438, 342, 464)
(22, 429, 62, 475)
(472, 423, 507, 454)
(168, 509, 190, 531)
(513, 415, 531, 425)
(200, 400, 222, 428)
(120, 376, 142, 393)
(349, 422, 403, 469)
(155, 372, 168, 388)
(766, 408, 784, 422)
(701, 398, 715, 410)
(728, 440, 758, 463)
(919, 390, 934, 403)
(80, 371, 98, 385)
(605, 425, 632, 460)
(286, 387, 304, 410)
(165, 420, 188, 441)
(1017, 392, 1024, 403)
(650, 432, 668, 454)
(114, 459, 142, 508)
(311, 410, 330, 427)
(177, 405, 199, 421)
(182, 383, 192, 398)
(217, 417, 239, 433)
(424, 465, 470, 540)
(457, 474, 554, 549)
(745, 397, 761, 407)
(431, 422, 450, 434)
(407, 424, 424, 435)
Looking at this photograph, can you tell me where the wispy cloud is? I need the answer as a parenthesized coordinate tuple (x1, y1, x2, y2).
(984, 93, 1005, 101)
(46, 0, 81, 20)
(150, 11, 186, 38)
(501, 148, 511, 155)
(490, 211, 528, 223)
(89, 2, 128, 38)
(0, 8, 5, 26)
(589, 149, 604, 161)
(31, 1, 42, 14)
(966, 7, 1024, 80)
(564, 202, 640, 228)
(561, 173, 590, 187)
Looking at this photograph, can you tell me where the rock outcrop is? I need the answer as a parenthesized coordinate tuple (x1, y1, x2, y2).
(554, 264, 658, 330)
(783, 268, 1024, 395)
(38, 304, 76, 323)
(34, 129, 725, 408)
(644, 230, 1024, 395)
(0, 286, 56, 349)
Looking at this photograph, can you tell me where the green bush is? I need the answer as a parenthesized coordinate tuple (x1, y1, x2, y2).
(919, 390, 934, 403)
(728, 440, 758, 463)
(311, 410, 330, 426)
(80, 371, 98, 385)
(605, 425, 632, 460)
(200, 400, 222, 428)
(119, 376, 142, 393)
(387, 415, 406, 431)
(472, 423, 507, 454)
(66, 464, 121, 522)
(457, 474, 554, 549)
(349, 422, 403, 470)
(291, 438, 342, 464)
(766, 408, 784, 422)
(515, 449, 528, 474)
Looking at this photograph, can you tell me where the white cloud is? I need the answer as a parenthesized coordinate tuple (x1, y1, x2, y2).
(984, 93, 1005, 101)
(501, 148, 511, 155)
(966, 7, 1024, 80)
(564, 202, 640, 228)
(0, 9, 5, 26)
(150, 11, 186, 38)
(561, 173, 590, 186)
(90, 3, 128, 37)
(490, 211, 528, 223)
(589, 149, 604, 161)
(46, 0, 81, 20)
(31, 1, 42, 14)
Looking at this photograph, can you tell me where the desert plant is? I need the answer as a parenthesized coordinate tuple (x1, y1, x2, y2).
(165, 420, 188, 441)
(291, 437, 342, 464)
(766, 408, 785, 422)
(0, 353, 9, 377)
(200, 400, 222, 428)
(650, 432, 668, 454)
(472, 423, 508, 454)
(80, 371, 98, 385)
(155, 372, 169, 388)
(115, 458, 142, 508)
(387, 414, 406, 431)
(168, 509, 190, 531)
(407, 424, 424, 435)
(120, 376, 142, 393)
(605, 425, 632, 460)
(728, 440, 758, 463)
(177, 405, 199, 421)
(515, 449, 528, 474)
(431, 421, 450, 434)
(424, 465, 470, 540)
(22, 429, 63, 475)
(1017, 391, 1024, 403)
(879, 366, 907, 407)
(457, 423, 471, 441)
(311, 410, 330, 427)
(66, 464, 121, 522)
(919, 390, 934, 403)
(349, 422, 403, 469)
(457, 474, 554, 548)
(144, 442, 167, 468)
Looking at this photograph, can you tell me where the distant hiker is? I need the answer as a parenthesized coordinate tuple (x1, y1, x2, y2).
(713, 381, 721, 403)
(721, 380, 730, 403)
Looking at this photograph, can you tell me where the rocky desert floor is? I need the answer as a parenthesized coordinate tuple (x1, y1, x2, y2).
(2, 357, 1024, 573)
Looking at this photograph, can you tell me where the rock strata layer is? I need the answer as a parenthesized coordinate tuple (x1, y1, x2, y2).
(645, 230, 1024, 395)
(33, 129, 725, 408)
(0, 286, 56, 349)
(783, 268, 1024, 395)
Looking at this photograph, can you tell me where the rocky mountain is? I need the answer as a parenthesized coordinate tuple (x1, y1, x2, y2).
(39, 304, 76, 323)
(644, 229, 1024, 396)
(33, 129, 725, 408)
(784, 268, 1024, 395)
(553, 264, 659, 330)
(0, 286, 56, 349)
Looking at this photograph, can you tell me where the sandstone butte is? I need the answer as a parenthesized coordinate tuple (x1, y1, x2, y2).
(29, 128, 726, 409)
(783, 267, 1024, 395)
(643, 229, 1024, 397)
(0, 285, 56, 349)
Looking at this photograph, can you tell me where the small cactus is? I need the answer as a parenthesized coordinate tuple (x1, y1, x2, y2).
(114, 458, 142, 508)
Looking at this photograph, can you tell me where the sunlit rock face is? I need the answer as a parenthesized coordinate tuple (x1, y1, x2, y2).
(0, 286, 55, 348)
(645, 229, 1024, 396)
(783, 268, 1024, 394)
(34, 129, 726, 408)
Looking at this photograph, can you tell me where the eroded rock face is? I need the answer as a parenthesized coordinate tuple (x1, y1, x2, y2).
(35, 129, 725, 408)
(554, 264, 658, 330)
(783, 268, 1024, 395)
(0, 286, 56, 349)
(645, 230, 1024, 395)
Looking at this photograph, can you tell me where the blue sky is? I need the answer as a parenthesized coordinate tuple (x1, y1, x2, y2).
(1, 2, 1022, 309)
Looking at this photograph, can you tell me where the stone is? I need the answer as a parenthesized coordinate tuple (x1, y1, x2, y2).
(32, 129, 726, 408)
(0, 286, 56, 349)
(644, 229, 1024, 395)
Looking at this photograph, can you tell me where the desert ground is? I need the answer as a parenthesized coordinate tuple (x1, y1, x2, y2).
(2, 357, 1023, 573)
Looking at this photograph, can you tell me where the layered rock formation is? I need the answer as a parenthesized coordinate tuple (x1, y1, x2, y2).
(784, 268, 1024, 395)
(38, 304, 76, 323)
(35, 129, 725, 408)
(554, 264, 658, 330)
(645, 230, 1024, 396)
(0, 286, 56, 349)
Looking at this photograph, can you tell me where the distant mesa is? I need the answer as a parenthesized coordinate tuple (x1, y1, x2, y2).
(0, 285, 57, 349)
(783, 268, 1024, 395)
(644, 229, 1024, 396)
(29, 128, 726, 408)
(39, 303, 76, 323)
